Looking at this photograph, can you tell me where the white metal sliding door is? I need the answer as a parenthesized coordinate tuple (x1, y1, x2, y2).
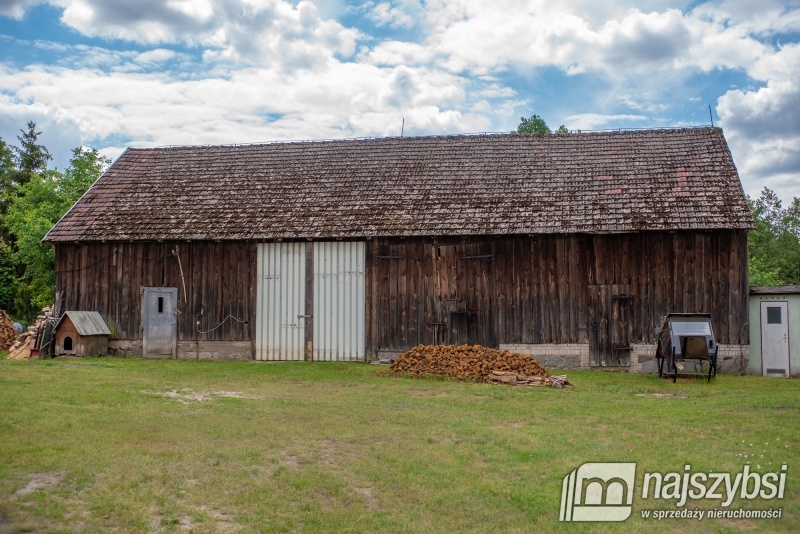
(313, 242, 365, 361)
(255, 243, 306, 360)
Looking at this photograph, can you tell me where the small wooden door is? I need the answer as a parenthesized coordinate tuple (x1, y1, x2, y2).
(142, 287, 177, 357)
(760, 301, 790, 377)
(588, 284, 632, 367)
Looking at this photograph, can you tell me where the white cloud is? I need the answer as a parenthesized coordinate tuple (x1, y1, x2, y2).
(18, 0, 360, 72)
(135, 48, 177, 64)
(564, 113, 648, 130)
(0, 56, 491, 154)
(718, 43, 800, 198)
(0, 0, 42, 19)
(362, 0, 422, 29)
(0, 0, 798, 201)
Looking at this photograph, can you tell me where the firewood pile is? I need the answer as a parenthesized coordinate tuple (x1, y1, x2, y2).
(0, 310, 18, 351)
(6, 306, 55, 360)
(486, 371, 573, 388)
(389, 344, 571, 388)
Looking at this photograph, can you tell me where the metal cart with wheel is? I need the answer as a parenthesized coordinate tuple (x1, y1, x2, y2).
(655, 314, 718, 383)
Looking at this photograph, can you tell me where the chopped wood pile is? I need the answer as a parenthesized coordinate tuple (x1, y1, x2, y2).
(389, 344, 571, 388)
(486, 371, 573, 388)
(6, 306, 55, 360)
(0, 310, 18, 350)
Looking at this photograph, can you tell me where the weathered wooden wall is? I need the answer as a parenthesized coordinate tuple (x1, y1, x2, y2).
(54, 241, 256, 342)
(54, 230, 749, 359)
(364, 230, 749, 356)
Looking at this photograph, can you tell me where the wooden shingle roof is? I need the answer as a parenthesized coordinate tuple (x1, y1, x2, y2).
(44, 128, 754, 242)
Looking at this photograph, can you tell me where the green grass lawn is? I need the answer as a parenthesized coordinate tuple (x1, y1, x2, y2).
(0, 358, 798, 533)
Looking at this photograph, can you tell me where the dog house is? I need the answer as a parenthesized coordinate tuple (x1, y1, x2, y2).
(749, 286, 800, 377)
(55, 311, 112, 357)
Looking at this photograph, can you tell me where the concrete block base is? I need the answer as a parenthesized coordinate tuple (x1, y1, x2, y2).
(108, 340, 253, 360)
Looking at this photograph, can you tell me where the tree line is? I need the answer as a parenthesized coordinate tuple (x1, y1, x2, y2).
(1, 122, 109, 323)
(748, 188, 800, 286)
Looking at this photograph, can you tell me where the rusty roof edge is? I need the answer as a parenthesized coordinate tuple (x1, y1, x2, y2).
(42, 148, 131, 244)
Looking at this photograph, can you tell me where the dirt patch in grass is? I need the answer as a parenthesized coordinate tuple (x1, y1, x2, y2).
(352, 486, 379, 510)
(14, 472, 64, 496)
(634, 392, 688, 398)
(141, 389, 261, 403)
(488, 422, 524, 429)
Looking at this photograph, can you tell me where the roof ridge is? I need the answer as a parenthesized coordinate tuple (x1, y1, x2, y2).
(134, 126, 721, 151)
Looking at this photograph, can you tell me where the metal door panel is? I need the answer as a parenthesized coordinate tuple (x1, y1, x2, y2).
(313, 242, 365, 361)
(143, 287, 177, 357)
(256, 243, 306, 361)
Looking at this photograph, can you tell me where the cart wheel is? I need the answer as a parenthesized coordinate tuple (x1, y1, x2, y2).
(708, 353, 718, 382)
(669, 347, 678, 383)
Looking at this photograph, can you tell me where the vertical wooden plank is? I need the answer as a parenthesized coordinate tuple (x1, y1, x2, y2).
(557, 236, 569, 343)
(588, 284, 598, 365)
(481, 241, 493, 347)
(511, 238, 521, 343)
(546, 237, 556, 343)
(378, 244, 390, 349)
(407, 241, 419, 347)
(685, 232, 696, 313)
(422, 243, 434, 346)
(531, 238, 541, 344)
(729, 230, 741, 344)
(576, 236, 589, 343)
(718, 232, 730, 342)
(398, 242, 407, 350)
(494, 238, 507, 345)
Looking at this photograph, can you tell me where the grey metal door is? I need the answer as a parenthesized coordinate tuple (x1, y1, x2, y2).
(761, 301, 790, 377)
(255, 243, 306, 361)
(143, 287, 177, 357)
(313, 241, 365, 361)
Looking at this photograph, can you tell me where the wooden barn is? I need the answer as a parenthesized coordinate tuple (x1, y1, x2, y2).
(43, 128, 754, 371)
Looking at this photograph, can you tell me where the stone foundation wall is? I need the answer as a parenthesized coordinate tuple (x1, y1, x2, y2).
(499, 342, 749, 374)
(108, 340, 253, 360)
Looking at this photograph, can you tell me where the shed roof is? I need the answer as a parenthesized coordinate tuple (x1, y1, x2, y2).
(750, 286, 800, 295)
(56, 311, 112, 336)
(44, 128, 754, 243)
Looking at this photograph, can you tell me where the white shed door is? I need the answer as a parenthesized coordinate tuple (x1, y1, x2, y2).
(313, 242, 365, 361)
(256, 243, 306, 361)
(760, 301, 790, 377)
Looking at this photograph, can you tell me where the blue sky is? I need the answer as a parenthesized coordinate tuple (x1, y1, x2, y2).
(0, 0, 798, 201)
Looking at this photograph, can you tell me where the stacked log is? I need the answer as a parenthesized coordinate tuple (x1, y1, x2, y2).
(0, 310, 18, 350)
(389, 344, 555, 384)
(6, 306, 54, 360)
(486, 371, 573, 388)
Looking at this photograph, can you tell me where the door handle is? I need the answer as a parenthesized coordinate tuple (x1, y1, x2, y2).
(298, 315, 313, 319)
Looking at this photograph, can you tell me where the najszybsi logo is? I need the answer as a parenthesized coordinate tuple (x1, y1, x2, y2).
(560, 463, 636, 522)
(559, 462, 787, 522)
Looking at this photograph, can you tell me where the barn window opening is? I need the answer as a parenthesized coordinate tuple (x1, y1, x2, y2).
(64, 336, 73, 351)
(767, 306, 782, 324)
(158, 297, 164, 313)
